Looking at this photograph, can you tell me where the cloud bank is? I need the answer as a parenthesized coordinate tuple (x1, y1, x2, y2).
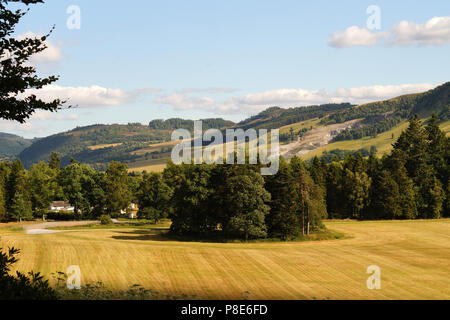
(155, 83, 439, 115)
(328, 16, 450, 48)
(19, 85, 161, 108)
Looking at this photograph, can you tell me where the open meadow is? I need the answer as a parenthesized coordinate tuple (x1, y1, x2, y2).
(0, 219, 449, 300)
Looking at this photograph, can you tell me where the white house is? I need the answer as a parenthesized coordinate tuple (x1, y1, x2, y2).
(120, 203, 139, 219)
(49, 201, 75, 212)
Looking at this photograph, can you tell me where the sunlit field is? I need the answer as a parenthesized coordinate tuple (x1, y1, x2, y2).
(1, 219, 449, 300)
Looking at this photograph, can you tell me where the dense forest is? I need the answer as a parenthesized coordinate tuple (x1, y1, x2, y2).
(312, 114, 449, 219)
(0, 114, 448, 241)
(148, 118, 235, 131)
(328, 82, 449, 141)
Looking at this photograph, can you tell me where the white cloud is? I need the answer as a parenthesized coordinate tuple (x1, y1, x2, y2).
(155, 83, 440, 115)
(31, 111, 78, 121)
(0, 111, 79, 138)
(328, 26, 382, 48)
(19, 85, 160, 108)
(155, 93, 216, 111)
(328, 16, 450, 48)
(388, 16, 450, 46)
(178, 87, 239, 94)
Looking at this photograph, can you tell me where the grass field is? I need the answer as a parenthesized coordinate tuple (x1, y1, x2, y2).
(1, 219, 449, 299)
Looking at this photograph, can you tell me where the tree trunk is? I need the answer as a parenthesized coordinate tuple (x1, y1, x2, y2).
(306, 207, 311, 235)
(300, 188, 305, 236)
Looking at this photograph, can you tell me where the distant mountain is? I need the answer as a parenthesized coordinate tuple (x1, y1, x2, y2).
(0, 132, 32, 160)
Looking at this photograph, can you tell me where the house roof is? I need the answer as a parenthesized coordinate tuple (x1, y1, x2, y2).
(50, 201, 72, 207)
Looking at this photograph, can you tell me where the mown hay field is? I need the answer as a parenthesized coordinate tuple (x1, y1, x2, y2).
(0, 219, 449, 299)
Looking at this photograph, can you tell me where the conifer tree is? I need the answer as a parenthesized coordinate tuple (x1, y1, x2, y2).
(265, 158, 300, 240)
(6, 159, 31, 220)
(393, 115, 429, 183)
(383, 150, 417, 219)
(366, 170, 402, 219)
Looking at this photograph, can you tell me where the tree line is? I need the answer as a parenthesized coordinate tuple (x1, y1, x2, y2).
(0, 154, 327, 241)
(310, 114, 449, 219)
(0, 114, 447, 240)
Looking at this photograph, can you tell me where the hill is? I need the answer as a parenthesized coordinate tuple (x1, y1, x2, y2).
(14, 82, 450, 170)
(18, 119, 235, 170)
(0, 132, 32, 160)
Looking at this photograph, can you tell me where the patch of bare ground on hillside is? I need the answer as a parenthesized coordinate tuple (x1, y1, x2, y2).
(280, 119, 360, 158)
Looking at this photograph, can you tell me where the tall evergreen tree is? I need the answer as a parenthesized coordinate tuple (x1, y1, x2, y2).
(425, 114, 448, 216)
(265, 158, 300, 240)
(341, 169, 371, 219)
(383, 150, 417, 219)
(366, 170, 402, 219)
(393, 114, 429, 183)
(6, 159, 31, 220)
(324, 162, 344, 218)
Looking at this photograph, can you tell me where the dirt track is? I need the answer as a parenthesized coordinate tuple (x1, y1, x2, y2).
(23, 221, 99, 234)
(280, 119, 360, 158)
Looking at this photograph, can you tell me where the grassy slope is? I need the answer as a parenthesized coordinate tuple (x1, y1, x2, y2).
(121, 118, 450, 172)
(1, 219, 449, 299)
(278, 118, 321, 134)
(302, 120, 450, 160)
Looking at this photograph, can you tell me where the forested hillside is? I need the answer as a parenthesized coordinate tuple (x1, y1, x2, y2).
(0, 133, 32, 160)
(10, 83, 450, 170)
(237, 103, 354, 130)
(330, 82, 449, 141)
(18, 119, 234, 170)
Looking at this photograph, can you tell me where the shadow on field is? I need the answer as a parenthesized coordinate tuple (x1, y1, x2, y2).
(111, 229, 172, 241)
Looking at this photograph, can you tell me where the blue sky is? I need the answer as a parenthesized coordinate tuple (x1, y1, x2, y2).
(2, 0, 449, 138)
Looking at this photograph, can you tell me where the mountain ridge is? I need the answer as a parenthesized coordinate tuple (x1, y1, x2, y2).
(2, 82, 448, 169)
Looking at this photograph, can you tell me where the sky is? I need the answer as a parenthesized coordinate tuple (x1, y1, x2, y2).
(1, 0, 449, 138)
